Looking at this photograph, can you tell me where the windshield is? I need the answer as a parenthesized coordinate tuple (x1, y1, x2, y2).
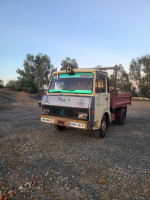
(49, 73, 93, 94)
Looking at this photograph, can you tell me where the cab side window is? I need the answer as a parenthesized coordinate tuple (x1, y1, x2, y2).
(95, 73, 106, 93)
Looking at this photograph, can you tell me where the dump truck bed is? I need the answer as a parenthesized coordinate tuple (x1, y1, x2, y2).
(110, 92, 131, 109)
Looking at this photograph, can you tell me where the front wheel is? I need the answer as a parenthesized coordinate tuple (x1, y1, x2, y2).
(100, 116, 107, 138)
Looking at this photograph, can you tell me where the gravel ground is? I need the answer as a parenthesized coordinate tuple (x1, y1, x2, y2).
(0, 90, 150, 200)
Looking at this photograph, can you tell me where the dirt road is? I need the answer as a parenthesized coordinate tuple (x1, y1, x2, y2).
(0, 89, 150, 199)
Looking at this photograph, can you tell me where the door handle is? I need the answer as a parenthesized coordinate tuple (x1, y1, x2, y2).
(105, 97, 108, 100)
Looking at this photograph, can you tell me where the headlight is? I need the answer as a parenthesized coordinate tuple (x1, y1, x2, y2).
(42, 109, 49, 115)
(78, 112, 87, 119)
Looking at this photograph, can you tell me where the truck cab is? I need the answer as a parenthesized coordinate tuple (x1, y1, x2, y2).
(40, 66, 131, 138)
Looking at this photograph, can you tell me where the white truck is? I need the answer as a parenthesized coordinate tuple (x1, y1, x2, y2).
(40, 66, 131, 138)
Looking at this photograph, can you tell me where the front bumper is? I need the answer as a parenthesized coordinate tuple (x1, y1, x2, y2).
(40, 115, 89, 130)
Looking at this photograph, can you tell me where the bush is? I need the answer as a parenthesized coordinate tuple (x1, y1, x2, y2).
(0, 84, 4, 88)
(6, 79, 38, 93)
(0, 79, 4, 88)
(14, 80, 23, 91)
(131, 91, 139, 97)
(27, 87, 34, 94)
(6, 80, 23, 91)
(23, 81, 38, 93)
(6, 80, 17, 90)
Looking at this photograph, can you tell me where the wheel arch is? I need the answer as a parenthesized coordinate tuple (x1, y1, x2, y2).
(104, 112, 111, 125)
(93, 109, 111, 129)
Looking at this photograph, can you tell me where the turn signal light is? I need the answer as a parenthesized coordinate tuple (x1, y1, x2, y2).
(91, 110, 94, 115)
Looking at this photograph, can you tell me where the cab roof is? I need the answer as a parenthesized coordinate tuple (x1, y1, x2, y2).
(53, 68, 108, 75)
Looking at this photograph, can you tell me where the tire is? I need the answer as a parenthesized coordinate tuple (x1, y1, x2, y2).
(118, 109, 126, 125)
(100, 116, 107, 138)
(54, 125, 66, 131)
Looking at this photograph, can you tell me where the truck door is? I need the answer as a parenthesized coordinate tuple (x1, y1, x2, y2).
(94, 73, 110, 122)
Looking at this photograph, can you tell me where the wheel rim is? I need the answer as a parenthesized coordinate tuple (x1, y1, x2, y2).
(102, 120, 107, 133)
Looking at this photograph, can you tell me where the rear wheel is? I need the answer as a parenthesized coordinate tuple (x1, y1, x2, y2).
(118, 109, 126, 125)
(54, 125, 66, 131)
(100, 116, 107, 138)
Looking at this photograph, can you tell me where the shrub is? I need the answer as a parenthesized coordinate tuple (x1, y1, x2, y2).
(0, 79, 4, 88)
(6, 80, 17, 90)
(27, 87, 34, 94)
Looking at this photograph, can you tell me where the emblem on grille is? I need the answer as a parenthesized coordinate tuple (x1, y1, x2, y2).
(60, 108, 65, 116)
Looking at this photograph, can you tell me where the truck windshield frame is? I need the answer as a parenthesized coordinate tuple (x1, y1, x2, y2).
(49, 73, 93, 94)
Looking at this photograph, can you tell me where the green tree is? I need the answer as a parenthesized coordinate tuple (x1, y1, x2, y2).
(34, 53, 56, 88)
(117, 64, 132, 92)
(17, 54, 35, 92)
(129, 54, 150, 98)
(16, 53, 56, 92)
(60, 57, 78, 71)
(131, 86, 139, 97)
(109, 64, 132, 92)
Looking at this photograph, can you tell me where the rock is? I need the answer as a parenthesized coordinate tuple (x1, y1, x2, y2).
(26, 182, 32, 186)
(8, 190, 13, 194)
(98, 178, 106, 184)
(8, 190, 14, 198)
(45, 171, 49, 176)
(18, 186, 23, 191)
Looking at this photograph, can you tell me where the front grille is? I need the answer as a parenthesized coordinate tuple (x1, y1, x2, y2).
(42, 105, 89, 121)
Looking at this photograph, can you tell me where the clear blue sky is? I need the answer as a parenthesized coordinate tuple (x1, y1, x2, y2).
(0, 0, 150, 83)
